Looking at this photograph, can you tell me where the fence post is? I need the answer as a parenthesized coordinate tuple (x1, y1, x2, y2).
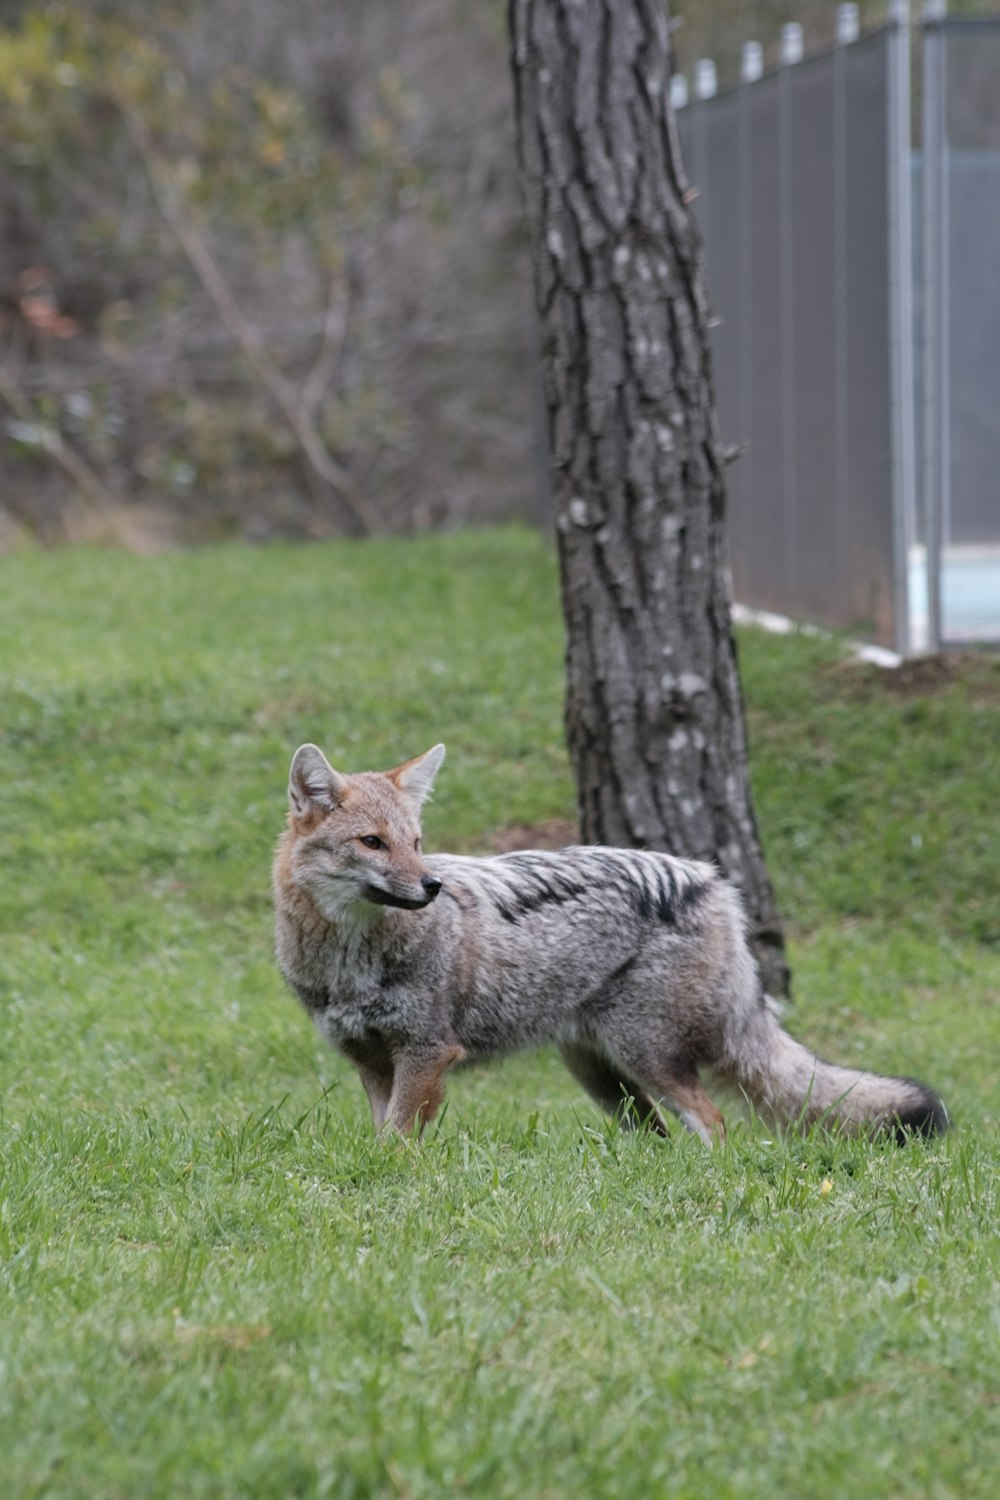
(778, 24, 801, 606)
(922, 0, 947, 653)
(887, 0, 917, 655)
(736, 45, 760, 595)
(833, 7, 851, 634)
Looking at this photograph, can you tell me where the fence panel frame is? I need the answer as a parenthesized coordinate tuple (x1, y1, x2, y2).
(922, 1, 947, 651)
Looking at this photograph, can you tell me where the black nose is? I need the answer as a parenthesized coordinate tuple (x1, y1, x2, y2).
(422, 875, 443, 899)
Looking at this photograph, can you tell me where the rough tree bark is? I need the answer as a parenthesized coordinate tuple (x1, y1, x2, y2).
(509, 0, 790, 996)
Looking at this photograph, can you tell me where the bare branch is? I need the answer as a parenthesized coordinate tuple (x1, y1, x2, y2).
(121, 104, 376, 536)
(301, 268, 352, 422)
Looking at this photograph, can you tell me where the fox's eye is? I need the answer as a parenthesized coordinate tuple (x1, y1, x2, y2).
(414, 838, 422, 853)
(359, 835, 385, 851)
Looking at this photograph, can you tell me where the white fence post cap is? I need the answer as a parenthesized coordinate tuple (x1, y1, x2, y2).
(741, 41, 764, 84)
(836, 4, 860, 44)
(694, 59, 718, 101)
(669, 73, 689, 110)
(779, 23, 804, 65)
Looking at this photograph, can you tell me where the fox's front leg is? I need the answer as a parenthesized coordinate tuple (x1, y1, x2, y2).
(357, 1064, 394, 1129)
(340, 1035, 395, 1129)
(383, 1044, 466, 1137)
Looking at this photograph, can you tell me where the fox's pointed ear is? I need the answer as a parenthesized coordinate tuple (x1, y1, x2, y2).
(288, 744, 346, 818)
(390, 743, 445, 806)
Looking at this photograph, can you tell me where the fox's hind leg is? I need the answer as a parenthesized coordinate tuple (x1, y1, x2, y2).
(667, 1075, 726, 1145)
(558, 1042, 670, 1136)
(638, 1066, 726, 1145)
(592, 1024, 727, 1145)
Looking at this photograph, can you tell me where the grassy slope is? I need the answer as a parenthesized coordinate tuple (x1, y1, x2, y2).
(1, 530, 997, 1499)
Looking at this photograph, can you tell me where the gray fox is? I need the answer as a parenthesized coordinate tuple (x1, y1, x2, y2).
(272, 742, 947, 1143)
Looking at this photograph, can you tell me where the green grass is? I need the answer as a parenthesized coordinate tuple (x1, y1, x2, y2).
(1, 528, 998, 1499)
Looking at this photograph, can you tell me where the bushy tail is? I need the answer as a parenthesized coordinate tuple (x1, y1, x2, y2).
(721, 1004, 948, 1142)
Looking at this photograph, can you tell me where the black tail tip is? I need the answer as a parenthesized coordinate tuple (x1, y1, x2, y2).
(890, 1082, 949, 1145)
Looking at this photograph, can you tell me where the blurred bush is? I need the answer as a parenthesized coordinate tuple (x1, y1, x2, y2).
(0, 0, 542, 543)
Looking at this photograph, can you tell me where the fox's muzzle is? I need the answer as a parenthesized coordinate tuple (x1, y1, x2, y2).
(364, 874, 442, 911)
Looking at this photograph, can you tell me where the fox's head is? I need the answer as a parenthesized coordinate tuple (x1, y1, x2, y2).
(283, 742, 446, 919)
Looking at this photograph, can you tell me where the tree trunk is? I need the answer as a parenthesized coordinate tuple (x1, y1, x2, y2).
(509, 0, 789, 997)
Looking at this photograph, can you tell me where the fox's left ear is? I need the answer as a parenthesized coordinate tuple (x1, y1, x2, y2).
(390, 743, 446, 806)
(288, 743, 346, 818)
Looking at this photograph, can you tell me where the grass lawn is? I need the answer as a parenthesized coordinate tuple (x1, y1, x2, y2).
(1, 527, 998, 1498)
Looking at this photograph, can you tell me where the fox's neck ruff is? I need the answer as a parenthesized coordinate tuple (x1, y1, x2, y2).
(278, 873, 421, 980)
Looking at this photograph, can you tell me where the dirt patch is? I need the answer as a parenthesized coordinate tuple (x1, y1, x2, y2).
(487, 817, 579, 853)
(826, 651, 1000, 703)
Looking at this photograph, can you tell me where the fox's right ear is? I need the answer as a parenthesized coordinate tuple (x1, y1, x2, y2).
(288, 744, 347, 818)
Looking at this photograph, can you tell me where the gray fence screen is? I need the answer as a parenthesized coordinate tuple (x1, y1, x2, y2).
(678, 28, 904, 648)
(678, 9, 1000, 653)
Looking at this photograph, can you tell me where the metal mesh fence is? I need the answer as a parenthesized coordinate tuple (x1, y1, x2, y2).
(679, 28, 904, 647)
(944, 24, 1000, 548)
(921, 15, 1000, 645)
